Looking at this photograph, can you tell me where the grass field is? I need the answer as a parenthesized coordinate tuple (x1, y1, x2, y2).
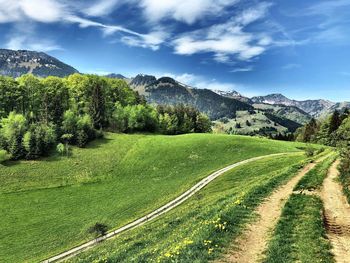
(263, 194, 334, 263)
(68, 153, 309, 262)
(0, 133, 312, 262)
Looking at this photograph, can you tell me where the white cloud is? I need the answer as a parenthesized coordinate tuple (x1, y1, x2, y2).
(0, 0, 67, 23)
(0, 0, 166, 52)
(0, 0, 282, 60)
(230, 66, 253, 72)
(4, 22, 62, 52)
(139, 0, 239, 24)
(282, 63, 301, 70)
(5, 34, 62, 52)
(158, 72, 243, 92)
(83, 0, 120, 17)
(235, 2, 272, 25)
(171, 2, 273, 62)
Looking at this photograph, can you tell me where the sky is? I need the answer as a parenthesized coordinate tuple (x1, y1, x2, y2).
(0, 0, 350, 101)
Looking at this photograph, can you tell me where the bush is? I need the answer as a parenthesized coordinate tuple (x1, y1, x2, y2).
(0, 112, 27, 159)
(88, 223, 108, 237)
(305, 145, 316, 157)
(0, 149, 9, 163)
(56, 143, 65, 156)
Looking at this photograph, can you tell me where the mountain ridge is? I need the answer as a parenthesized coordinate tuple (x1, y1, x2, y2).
(0, 49, 78, 78)
(251, 93, 335, 117)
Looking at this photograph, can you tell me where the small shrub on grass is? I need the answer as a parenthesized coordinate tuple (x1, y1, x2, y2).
(0, 149, 9, 163)
(56, 143, 65, 156)
(89, 223, 108, 237)
(305, 145, 316, 157)
(316, 147, 325, 155)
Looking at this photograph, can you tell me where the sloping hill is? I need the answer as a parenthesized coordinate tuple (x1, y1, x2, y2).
(253, 103, 312, 124)
(0, 49, 78, 77)
(0, 133, 308, 262)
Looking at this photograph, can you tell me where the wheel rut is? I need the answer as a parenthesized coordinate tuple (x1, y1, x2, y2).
(321, 160, 350, 263)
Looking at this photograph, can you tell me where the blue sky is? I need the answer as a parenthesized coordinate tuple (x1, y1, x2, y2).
(1, 0, 350, 101)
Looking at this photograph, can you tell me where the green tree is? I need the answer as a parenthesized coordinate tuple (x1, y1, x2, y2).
(195, 113, 212, 133)
(41, 77, 69, 125)
(17, 74, 43, 119)
(0, 112, 27, 159)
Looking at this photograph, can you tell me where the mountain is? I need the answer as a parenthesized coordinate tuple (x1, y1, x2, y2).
(253, 103, 312, 124)
(323, 102, 350, 117)
(213, 89, 241, 98)
(251, 93, 335, 117)
(130, 74, 157, 87)
(213, 90, 252, 104)
(105, 73, 126, 79)
(134, 76, 254, 120)
(0, 49, 78, 78)
(127, 75, 310, 134)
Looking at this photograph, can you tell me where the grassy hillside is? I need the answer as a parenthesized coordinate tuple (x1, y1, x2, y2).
(253, 103, 312, 124)
(213, 110, 288, 135)
(68, 153, 309, 262)
(0, 133, 310, 262)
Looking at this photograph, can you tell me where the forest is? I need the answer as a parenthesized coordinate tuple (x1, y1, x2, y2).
(0, 74, 211, 161)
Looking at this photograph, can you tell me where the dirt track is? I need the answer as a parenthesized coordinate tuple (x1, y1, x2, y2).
(219, 154, 331, 263)
(321, 160, 350, 263)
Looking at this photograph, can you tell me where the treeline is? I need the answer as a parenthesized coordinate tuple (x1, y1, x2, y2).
(295, 109, 349, 146)
(295, 109, 350, 201)
(0, 74, 211, 161)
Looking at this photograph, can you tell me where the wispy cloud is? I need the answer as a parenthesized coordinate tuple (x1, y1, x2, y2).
(157, 72, 244, 92)
(83, 0, 120, 17)
(5, 22, 62, 52)
(0, 0, 168, 52)
(292, 0, 350, 45)
(339, 71, 350, 77)
(139, 0, 239, 24)
(230, 66, 253, 72)
(172, 2, 273, 63)
(282, 63, 301, 70)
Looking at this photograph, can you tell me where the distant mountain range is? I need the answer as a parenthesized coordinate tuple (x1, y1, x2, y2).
(1, 49, 349, 135)
(251, 93, 335, 117)
(132, 75, 253, 120)
(0, 49, 78, 78)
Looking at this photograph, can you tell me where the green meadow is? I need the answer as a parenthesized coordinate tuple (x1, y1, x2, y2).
(0, 133, 311, 262)
(68, 153, 309, 262)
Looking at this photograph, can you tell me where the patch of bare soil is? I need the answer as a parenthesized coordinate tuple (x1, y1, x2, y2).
(321, 160, 350, 263)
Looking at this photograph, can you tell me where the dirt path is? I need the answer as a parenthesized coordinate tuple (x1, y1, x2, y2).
(219, 154, 331, 263)
(41, 153, 293, 263)
(321, 160, 350, 263)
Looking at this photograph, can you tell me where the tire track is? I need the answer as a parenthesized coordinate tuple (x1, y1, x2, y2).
(321, 160, 350, 263)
